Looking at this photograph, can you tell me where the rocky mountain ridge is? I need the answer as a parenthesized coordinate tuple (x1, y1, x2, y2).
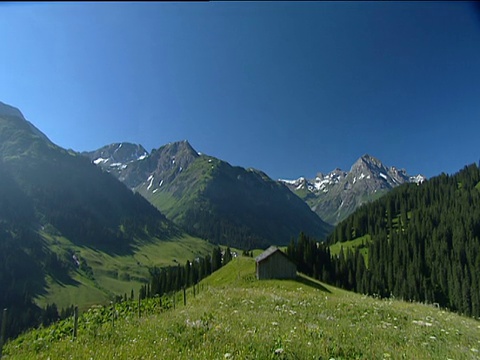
(279, 154, 426, 224)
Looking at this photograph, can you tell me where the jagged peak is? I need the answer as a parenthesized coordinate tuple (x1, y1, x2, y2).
(156, 140, 198, 157)
(357, 154, 383, 166)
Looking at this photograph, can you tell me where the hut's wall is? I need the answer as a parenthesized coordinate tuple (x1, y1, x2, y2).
(256, 251, 296, 280)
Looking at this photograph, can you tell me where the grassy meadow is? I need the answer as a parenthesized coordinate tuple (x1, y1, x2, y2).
(5, 257, 480, 359)
(329, 234, 371, 265)
(36, 231, 214, 310)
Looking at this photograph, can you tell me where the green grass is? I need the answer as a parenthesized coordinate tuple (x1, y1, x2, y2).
(7, 257, 480, 359)
(330, 234, 371, 265)
(36, 232, 214, 310)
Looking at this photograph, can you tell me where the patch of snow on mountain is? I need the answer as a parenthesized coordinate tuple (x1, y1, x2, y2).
(153, 189, 158, 194)
(279, 178, 303, 185)
(147, 175, 154, 190)
(314, 178, 330, 191)
(138, 153, 148, 161)
(93, 157, 108, 165)
(380, 173, 387, 180)
(121, 164, 128, 169)
(159, 180, 164, 187)
(359, 173, 366, 180)
(410, 174, 426, 184)
(110, 162, 122, 167)
(113, 144, 122, 154)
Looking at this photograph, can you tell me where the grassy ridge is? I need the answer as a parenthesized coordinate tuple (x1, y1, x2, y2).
(6, 257, 480, 359)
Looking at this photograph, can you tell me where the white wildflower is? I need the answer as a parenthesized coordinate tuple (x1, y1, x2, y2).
(274, 348, 284, 355)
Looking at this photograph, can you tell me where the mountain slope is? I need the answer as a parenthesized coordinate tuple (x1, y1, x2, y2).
(0, 101, 213, 337)
(280, 154, 425, 224)
(85, 141, 333, 249)
(329, 163, 480, 317)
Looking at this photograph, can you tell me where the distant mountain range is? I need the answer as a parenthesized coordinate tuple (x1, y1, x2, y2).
(83, 141, 332, 249)
(279, 154, 425, 224)
(83, 140, 426, 236)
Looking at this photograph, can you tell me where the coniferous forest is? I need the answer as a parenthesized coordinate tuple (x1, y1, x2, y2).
(289, 163, 480, 318)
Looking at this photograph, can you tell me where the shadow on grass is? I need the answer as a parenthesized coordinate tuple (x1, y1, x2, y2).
(50, 270, 82, 287)
(295, 274, 332, 293)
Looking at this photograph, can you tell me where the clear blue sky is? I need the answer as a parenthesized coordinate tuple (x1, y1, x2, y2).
(1, 2, 479, 180)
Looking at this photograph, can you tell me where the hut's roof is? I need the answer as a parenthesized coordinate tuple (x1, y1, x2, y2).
(255, 246, 290, 263)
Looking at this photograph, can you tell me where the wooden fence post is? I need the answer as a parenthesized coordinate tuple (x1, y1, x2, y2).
(173, 293, 176, 310)
(138, 296, 141, 319)
(111, 302, 115, 328)
(193, 283, 196, 298)
(183, 287, 186, 306)
(72, 306, 78, 340)
(0, 308, 7, 359)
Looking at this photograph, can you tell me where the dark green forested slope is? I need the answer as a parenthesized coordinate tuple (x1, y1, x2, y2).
(328, 163, 480, 317)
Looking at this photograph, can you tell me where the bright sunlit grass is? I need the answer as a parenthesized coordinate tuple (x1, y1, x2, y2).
(6, 257, 480, 359)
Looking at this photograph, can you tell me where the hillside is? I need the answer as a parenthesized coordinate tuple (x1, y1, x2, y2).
(4, 257, 480, 359)
(84, 141, 333, 249)
(328, 163, 480, 317)
(280, 154, 425, 224)
(0, 101, 214, 337)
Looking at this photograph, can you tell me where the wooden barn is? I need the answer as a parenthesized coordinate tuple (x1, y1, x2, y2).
(255, 246, 297, 280)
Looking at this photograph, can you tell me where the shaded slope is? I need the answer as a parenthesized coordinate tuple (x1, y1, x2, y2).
(0, 102, 177, 252)
(0, 101, 210, 337)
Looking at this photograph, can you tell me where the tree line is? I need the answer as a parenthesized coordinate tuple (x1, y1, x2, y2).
(145, 246, 233, 299)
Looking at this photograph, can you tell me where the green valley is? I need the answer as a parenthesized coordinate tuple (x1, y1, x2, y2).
(36, 230, 213, 311)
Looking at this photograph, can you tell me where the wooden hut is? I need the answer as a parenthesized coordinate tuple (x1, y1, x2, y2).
(255, 246, 296, 280)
